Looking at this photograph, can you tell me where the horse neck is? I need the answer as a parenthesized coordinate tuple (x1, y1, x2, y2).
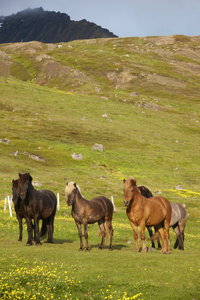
(73, 188, 86, 209)
(132, 186, 143, 205)
(25, 182, 35, 204)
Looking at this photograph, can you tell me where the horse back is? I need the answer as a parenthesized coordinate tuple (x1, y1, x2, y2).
(33, 189, 57, 218)
(85, 196, 113, 223)
(170, 202, 187, 226)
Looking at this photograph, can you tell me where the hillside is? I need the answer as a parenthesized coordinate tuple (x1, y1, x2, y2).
(0, 7, 117, 44)
(0, 35, 199, 204)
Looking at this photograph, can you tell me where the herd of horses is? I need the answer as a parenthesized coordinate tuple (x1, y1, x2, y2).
(12, 173, 188, 253)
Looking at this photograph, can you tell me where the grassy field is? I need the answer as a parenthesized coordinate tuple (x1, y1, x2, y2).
(0, 36, 200, 299)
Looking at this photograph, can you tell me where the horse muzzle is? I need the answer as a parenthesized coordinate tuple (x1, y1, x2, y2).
(123, 200, 130, 207)
(20, 193, 26, 200)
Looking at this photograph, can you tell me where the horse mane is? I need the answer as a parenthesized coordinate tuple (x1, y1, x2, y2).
(65, 181, 83, 197)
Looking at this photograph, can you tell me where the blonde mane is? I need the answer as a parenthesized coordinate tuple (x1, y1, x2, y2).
(65, 181, 82, 197)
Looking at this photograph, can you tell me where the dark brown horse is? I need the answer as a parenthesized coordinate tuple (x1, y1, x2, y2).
(65, 181, 114, 251)
(17, 173, 57, 245)
(123, 178, 172, 253)
(138, 185, 188, 250)
(12, 179, 47, 242)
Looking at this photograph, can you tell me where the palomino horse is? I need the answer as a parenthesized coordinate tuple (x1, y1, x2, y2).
(65, 181, 114, 251)
(138, 185, 188, 250)
(123, 178, 172, 253)
(17, 173, 57, 245)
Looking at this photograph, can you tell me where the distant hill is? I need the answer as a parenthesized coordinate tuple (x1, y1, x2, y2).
(0, 7, 117, 44)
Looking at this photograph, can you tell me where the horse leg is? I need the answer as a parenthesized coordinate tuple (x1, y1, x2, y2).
(178, 219, 186, 250)
(17, 216, 23, 241)
(34, 216, 41, 245)
(99, 221, 106, 250)
(147, 226, 155, 248)
(173, 224, 184, 250)
(40, 219, 47, 237)
(83, 222, 89, 251)
(106, 220, 114, 251)
(140, 222, 147, 252)
(26, 218, 33, 246)
(157, 227, 166, 254)
(75, 222, 84, 251)
(47, 217, 54, 243)
(129, 220, 139, 252)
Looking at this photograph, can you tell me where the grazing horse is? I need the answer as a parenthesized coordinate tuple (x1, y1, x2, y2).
(138, 185, 188, 250)
(17, 173, 57, 245)
(123, 178, 172, 253)
(65, 181, 114, 251)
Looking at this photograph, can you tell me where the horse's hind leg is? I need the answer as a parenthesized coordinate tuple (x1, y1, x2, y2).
(99, 222, 106, 250)
(106, 220, 113, 251)
(158, 228, 167, 254)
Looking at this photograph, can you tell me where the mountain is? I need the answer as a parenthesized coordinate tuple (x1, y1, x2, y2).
(0, 7, 117, 44)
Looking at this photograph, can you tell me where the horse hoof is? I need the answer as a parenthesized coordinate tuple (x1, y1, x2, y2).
(36, 243, 42, 246)
(99, 247, 103, 250)
(79, 248, 83, 251)
(141, 248, 147, 253)
(26, 243, 32, 246)
(109, 248, 113, 251)
(134, 249, 139, 252)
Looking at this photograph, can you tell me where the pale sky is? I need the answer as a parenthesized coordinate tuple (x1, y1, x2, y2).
(0, 0, 200, 38)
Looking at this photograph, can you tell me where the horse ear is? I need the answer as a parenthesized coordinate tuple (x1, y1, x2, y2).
(74, 182, 77, 187)
(19, 173, 22, 177)
(29, 174, 33, 182)
(123, 179, 126, 183)
(131, 178, 137, 186)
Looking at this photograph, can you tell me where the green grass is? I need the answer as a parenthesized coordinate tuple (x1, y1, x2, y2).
(0, 36, 200, 299)
(0, 199, 200, 300)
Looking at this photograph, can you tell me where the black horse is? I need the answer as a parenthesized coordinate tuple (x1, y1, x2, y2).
(65, 181, 114, 251)
(12, 179, 47, 242)
(17, 173, 57, 245)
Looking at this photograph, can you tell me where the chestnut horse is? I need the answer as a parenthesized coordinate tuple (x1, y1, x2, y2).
(65, 181, 114, 251)
(17, 173, 57, 245)
(123, 178, 172, 253)
(138, 185, 188, 250)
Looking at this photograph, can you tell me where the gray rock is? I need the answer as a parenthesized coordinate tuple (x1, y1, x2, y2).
(91, 143, 104, 151)
(71, 153, 83, 160)
(0, 138, 10, 144)
(29, 154, 46, 162)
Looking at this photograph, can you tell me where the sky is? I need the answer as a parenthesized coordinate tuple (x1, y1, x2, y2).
(0, 0, 200, 38)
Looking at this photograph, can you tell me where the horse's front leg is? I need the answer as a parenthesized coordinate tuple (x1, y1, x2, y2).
(17, 216, 23, 241)
(83, 222, 89, 251)
(75, 222, 84, 251)
(34, 216, 41, 245)
(129, 220, 139, 252)
(140, 222, 147, 252)
(26, 218, 33, 246)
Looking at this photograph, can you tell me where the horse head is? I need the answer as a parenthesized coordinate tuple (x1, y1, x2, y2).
(123, 178, 137, 207)
(12, 179, 19, 204)
(65, 181, 78, 206)
(18, 173, 33, 200)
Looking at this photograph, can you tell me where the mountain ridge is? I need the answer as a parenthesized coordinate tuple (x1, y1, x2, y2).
(0, 7, 117, 44)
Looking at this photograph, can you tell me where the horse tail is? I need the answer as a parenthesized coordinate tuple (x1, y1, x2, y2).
(98, 223, 109, 238)
(148, 231, 161, 242)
